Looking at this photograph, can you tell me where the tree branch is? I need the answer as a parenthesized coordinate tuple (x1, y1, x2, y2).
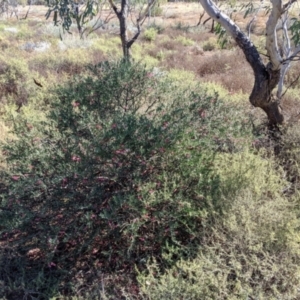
(277, 11, 291, 98)
(198, 0, 267, 97)
(127, 0, 157, 49)
(108, 0, 119, 16)
(197, 11, 206, 26)
(284, 45, 300, 62)
(137, 0, 157, 25)
(266, 0, 283, 70)
(247, 0, 264, 40)
(281, 72, 300, 98)
(282, 0, 297, 12)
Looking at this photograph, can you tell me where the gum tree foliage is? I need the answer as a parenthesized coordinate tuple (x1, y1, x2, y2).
(46, 0, 157, 59)
(45, 0, 102, 35)
(199, 0, 300, 125)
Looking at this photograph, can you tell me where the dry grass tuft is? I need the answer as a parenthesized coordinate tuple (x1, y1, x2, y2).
(281, 92, 300, 122)
(161, 27, 213, 44)
(197, 49, 253, 93)
(286, 61, 300, 89)
(162, 47, 253, 94)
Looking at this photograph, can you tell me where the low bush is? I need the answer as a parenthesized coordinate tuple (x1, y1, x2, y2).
(132, 43, 160, 67)
(277, 122, 300, 193)
(202, 38, 218, 51)
(147, 23, 165, 35)
(138, 152, 300, 299)
(150, 5, 163, 17)
(175, 35, 194, 46)
(0, 56, 31, 107)
(29, 49, 90, 77)
(144, 27, 158, 42)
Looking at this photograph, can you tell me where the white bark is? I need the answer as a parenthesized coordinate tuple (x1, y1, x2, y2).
(248, 16, 256, 39)
(198, 0, 244, 40)
(277, 12, 291, 98)
(285, 45, 300, 62)
(266, 0, 283, 70)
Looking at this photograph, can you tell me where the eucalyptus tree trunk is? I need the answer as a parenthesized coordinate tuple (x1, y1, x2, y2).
(199, 0, 290, 125)
(119, 0, 131, 59)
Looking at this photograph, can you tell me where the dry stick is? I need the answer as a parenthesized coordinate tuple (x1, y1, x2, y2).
(81, 8, 115, 38)
(197, 11, 205, 26)
(211, 19, 214, 32)
(127, 0, 156, 49)
(248, 0, 265, 40)
(108, 0, 119, 16)
(281, 73, 300, 99)
(130, 6, 137, 27)
(203, 16, 211, 25)
(282, 0, 297, 13)
(283, 45, 300, 63)
(20, 5, 30, 20)
(202, 16, 213, 32)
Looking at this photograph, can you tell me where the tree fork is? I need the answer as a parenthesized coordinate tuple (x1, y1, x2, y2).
(199, 0, 286, 125)
(109, 0, 157, 61)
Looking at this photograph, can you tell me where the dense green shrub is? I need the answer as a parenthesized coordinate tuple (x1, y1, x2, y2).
(0, 61, 256, 298)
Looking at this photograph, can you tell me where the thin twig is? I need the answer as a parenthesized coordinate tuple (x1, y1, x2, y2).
(20, 5, 30, 20)
(282, 0, 297, 13)
(258, 51, 270, 58)
(197, 11, 205, 26)
(281, 73, 300, 99)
